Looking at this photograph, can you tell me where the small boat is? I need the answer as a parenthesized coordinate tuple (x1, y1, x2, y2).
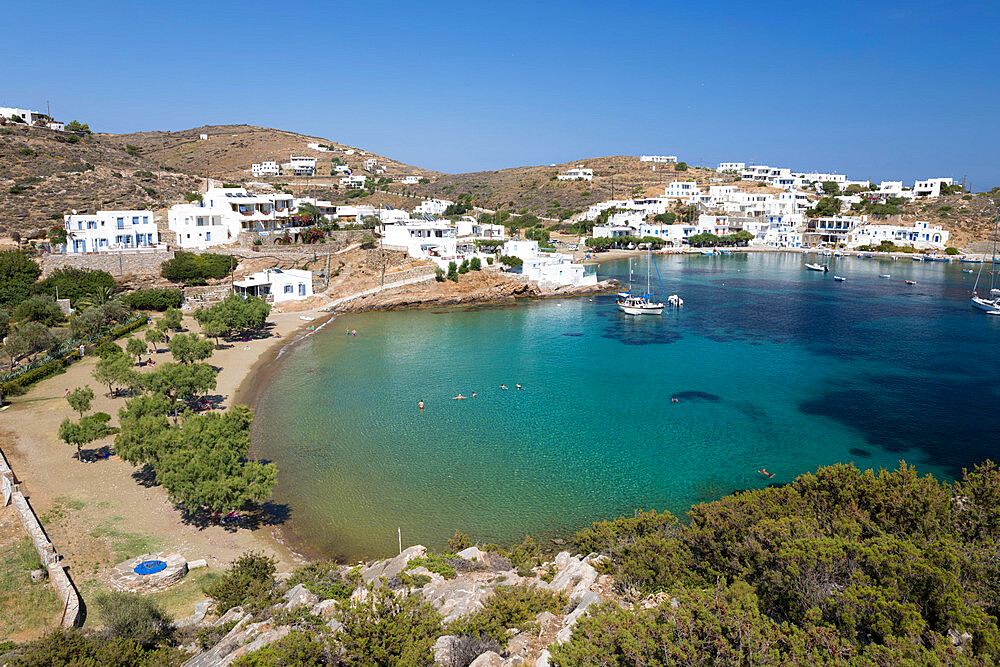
(971, 211, 1000, 314)
(961, 257, 983, 263)
(906, 280, 917, 285)
(700, 250, 716, 256)
(879, 274, 891, 279)
(667, 294, 684, 307)
(864, 253, 873, 258)
(618, 295, 664, 315)
(834, 251, 844, 257)
(299, 315, 315, 321)
(718, 249, 733, 255)
(963, 269, 974, 274)
(805, 263, 829, 272)
(912, 256, 925, 262)
(834, 276, 846, 282)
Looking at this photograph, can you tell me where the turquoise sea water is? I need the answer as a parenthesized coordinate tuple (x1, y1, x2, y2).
(251, 252, 1000, 560)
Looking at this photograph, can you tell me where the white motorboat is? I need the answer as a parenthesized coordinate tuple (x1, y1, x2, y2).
(879, 274, 891, 279)
(834, 276, 846, 282)
(667, 294, 684, 307)
(805, 263, 829, 272)
(971, 211, 1000, 314)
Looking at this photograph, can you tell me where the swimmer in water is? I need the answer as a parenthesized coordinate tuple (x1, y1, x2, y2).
(500, 384, 508, 390)
(471, 392, 476, 398)
(515, 383, 522, 390)
(418, 400, 424, 411)
(758, 468, 775, 478)
(671, 397, 679, 403)
(453, 394, 467, 400)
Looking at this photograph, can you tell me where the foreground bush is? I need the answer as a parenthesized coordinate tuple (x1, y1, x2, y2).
(205, 552, 278, 614)
(95, 591, 173, 648)
(449, 585, 566, 646)
(3, 630, 185, 666)
(569, 461, 1000, 661)
(335, 584, 443, 664)
(231, 630, 331, 666)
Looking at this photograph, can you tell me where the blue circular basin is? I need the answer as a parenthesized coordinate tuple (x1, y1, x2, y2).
(134, 560, 167, 575)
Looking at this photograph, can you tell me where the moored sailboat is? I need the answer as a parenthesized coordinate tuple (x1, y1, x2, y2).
(971, 211, 1000, 315)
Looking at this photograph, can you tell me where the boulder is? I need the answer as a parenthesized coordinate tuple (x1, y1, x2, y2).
(433, 635, 458, 665)
(554, 551, 572, 568)
(326, 618, 343, 633)
(361, 545, 427, 583)
(310, 599, 338, 618)
(547, 559, 597, 595)
(421, 576, 495, 623)
(535, 610, 558, 631)
(282, 583, 319, 610)
(555, 626, 573, 645)
(187, 559, 208, 569)
(564, 591, 601, 628)
(457, 546, 488, 562)
(535, 649, 552, 667)
(507, 632, 533, 660)
(469, 651, 505, 667)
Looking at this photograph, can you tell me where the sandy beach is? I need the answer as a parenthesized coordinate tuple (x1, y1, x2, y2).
(0, 306, 334, 620)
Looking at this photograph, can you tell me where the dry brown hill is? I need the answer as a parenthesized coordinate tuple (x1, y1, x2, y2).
(0, 124, 201, 238)
(113, 124, 438, 182)
(897, 192, 998, 247)
(391, 156, 729, 219)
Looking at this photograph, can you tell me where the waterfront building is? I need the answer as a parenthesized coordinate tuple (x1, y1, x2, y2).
(501, 240, 596, 289)
(64, 211, 162, 253)
(640, 155, 677, 164)
(557, 166, 594, 181)
(251, 161, 280, 177)
(802, 215, 865, 247)
(168, 186, 298, 249)
(234, 268, 313, 303)
(848, 220, 949, 249)
(381, 220, 459, 261)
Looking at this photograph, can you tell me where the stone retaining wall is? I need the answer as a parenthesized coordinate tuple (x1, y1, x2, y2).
(0, 445, 82, 627)
(40, 250, 175, 278)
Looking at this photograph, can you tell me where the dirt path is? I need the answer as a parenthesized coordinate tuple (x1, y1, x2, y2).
(0, 308, 328, 624)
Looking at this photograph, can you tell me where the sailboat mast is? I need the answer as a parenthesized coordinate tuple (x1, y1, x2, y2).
(973, 210, 999, 293)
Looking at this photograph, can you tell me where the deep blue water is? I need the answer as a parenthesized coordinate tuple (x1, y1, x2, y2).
(252, 252, 1000, 560)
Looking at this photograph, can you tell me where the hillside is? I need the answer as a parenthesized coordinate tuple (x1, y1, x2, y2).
(393, 156, 726, 219)
(0, 124, 201, 238)
(898, 191, 999, 247)
(113, 124, 438, 182)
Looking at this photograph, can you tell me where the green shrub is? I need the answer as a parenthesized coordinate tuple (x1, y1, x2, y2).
(94, 591, 173, 648)
(458, 259, 470, 274)
(204, 551, 278, 614)
(161, 252, 235, 283)
(230, 630, 330, 666)
(675, 161, 688, 171)
(447, 530, 472, 553)
(945, 247, 959, 255)
(498, 255, 522, 269)
(449, 585, 566, 646)
(335, 584, 443, 665)
(406, 553, 461, 579)
(3, 630, 186, 666)
(0, 354, 76, 396)
(435, 268, 445, 282)
(33, 267, 116, 307)
(121, 288, 183, 311)
(446, 261, 459, 282)
(285, 561, 356, 601)
(400, 572, 432, 588)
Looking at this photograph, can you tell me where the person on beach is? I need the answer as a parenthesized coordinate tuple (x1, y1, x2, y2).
(453, 394, 467, 400)
(418, 400, 424, 411)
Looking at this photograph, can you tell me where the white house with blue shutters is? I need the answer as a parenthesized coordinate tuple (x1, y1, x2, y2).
(64, 211, 162, 253)
(233, 268, 313, 303)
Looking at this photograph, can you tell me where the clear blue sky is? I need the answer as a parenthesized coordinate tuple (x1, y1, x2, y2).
(2, 0, 998, 187)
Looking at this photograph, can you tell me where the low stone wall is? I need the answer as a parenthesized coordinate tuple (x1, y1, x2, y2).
(0, 445, 82, 628)
(40, 250, 175, 278)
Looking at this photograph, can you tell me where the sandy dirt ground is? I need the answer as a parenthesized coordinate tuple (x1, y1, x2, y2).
(0, 308, 332, 625)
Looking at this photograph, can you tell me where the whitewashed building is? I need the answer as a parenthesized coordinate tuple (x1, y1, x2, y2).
(234, 269, 313, 303)
(557, 166, 594, 181)
(64, 211, 162, 253)
(913, 178, 954, 198)
(285, 156, 317, 176)
(848, 220, 949, 249)
(168, 186, 298, 249)
(640, 155, 677, 164)
(381, 220, 458, 260)
(664, 181, 701, 202)
(398, 175, 420, 184)
(251, 161, 280, 177)
(340, 174, 367, 189)
(0, 106, 55, 127)
(718, 162, 745, 173)
(413, 198, 453, 216)
(502, 240, 596, 289)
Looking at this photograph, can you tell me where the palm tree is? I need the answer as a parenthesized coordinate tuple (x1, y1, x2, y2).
(76, 286, 116, 310)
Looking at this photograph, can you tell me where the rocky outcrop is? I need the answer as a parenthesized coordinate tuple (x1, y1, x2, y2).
(187, 544, 612, 666)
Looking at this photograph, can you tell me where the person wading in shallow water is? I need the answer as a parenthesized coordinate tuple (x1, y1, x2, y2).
(418, 400, 424, 411)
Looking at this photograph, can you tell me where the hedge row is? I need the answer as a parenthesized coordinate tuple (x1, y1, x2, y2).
(0, 352, 79, 396)
(121, 288, 183, 311)
(0, 316, 147, 397)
